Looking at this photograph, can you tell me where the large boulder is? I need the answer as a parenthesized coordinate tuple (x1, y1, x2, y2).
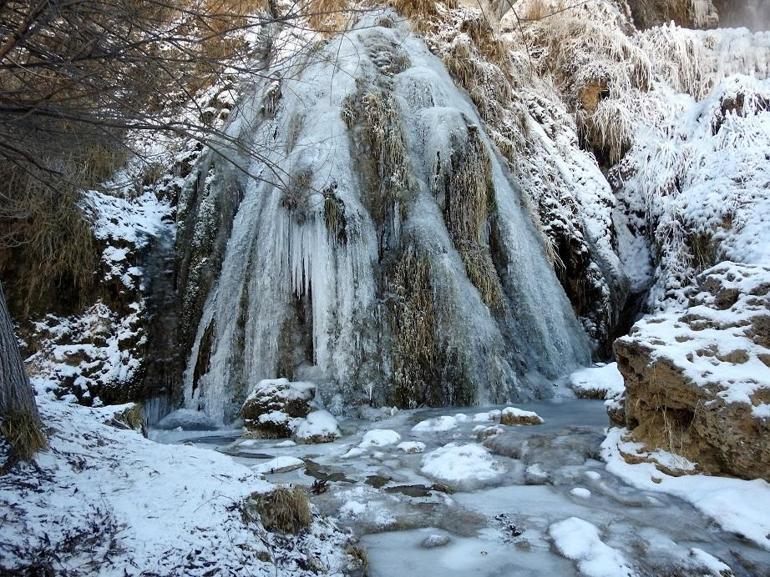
(241, 379, 316, 437)
(614, 263, 770, 480)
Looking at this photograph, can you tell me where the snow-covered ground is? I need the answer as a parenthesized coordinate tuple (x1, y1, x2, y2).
(0, 389, 354, 576)
(153, 400, 770, 577)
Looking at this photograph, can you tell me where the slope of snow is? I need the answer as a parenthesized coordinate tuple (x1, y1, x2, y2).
(0, 391, 352, 576)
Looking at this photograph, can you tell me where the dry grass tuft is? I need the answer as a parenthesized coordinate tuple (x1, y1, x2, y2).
(0, 178, 98, 318)
(247, 486, 312, 534)
(390, 0, 457, 20)
(345, 544, 369, 575)
(1, 410, 48, 462)
(305, 0, 351, 34)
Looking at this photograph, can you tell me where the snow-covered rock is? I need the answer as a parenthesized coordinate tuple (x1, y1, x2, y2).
(500, 407, 544, 426)
(615, 262, 770, 480)
(241, 379, 316, 437)
(420, 443, 506, 489)
(411, 415, 459, 433)
(570, 364, 625, 401)
(396, 441, 426, 454)
(359, 429, 401, 448)
(549, 517, 636, 577)
(293, 410, 341, 444)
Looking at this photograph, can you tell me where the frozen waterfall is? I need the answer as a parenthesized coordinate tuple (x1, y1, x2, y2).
(179, 11, 591, 424)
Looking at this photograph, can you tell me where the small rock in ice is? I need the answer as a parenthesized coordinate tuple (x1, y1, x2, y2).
(525, 463, 550, 485)
(421, 443, 505, 489)
(294, 410, 341, 444)
(421, 534, 451, 549)
(475, 425, 504, 441)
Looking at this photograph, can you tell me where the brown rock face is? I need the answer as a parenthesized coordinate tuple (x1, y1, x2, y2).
(614, 263, 770, 481)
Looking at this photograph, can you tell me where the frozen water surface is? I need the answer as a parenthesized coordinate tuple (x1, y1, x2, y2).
(154, 400, 770, 577)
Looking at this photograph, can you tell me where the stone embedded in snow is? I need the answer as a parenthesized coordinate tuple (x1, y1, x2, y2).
(359, 429, 401, 448)
(584, 471, 602, 481)
(411, 415, 459, 433)
(396, 441, 426, 454)
(241, 379, 316, 437)
(570, 487, 592, 499)
(500, 407, 544, 426)
(294, 410, 341, 444)
(615, 263, 770, 480)
(549, 517, 636, 577)
(253, 456, 305, 475)
(156, 409, 217, 431)
(420, 534, 451, 548)
(570, 363, 625, 400)
(420, 443, 506, 489)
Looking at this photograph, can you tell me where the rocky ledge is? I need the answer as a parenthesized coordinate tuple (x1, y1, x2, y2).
(614, 262, 770, 480)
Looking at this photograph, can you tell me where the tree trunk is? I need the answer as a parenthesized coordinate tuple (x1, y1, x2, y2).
(0, 281, 46, 461)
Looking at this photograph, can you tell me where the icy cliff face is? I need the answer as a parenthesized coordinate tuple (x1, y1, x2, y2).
(178, 12, 591, 423)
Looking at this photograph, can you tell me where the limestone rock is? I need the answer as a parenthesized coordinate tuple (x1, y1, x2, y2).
(614, 262, 770, 481)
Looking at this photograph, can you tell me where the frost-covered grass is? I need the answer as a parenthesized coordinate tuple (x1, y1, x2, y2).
(0, 392, 352, 576)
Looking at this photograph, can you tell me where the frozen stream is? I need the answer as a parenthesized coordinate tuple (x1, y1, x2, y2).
(153, 401, 770, 577)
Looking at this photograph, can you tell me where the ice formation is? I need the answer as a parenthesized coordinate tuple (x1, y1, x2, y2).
(179, 11, 591, 423)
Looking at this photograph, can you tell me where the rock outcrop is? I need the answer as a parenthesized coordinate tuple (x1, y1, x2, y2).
(614, 262, 770, 480)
